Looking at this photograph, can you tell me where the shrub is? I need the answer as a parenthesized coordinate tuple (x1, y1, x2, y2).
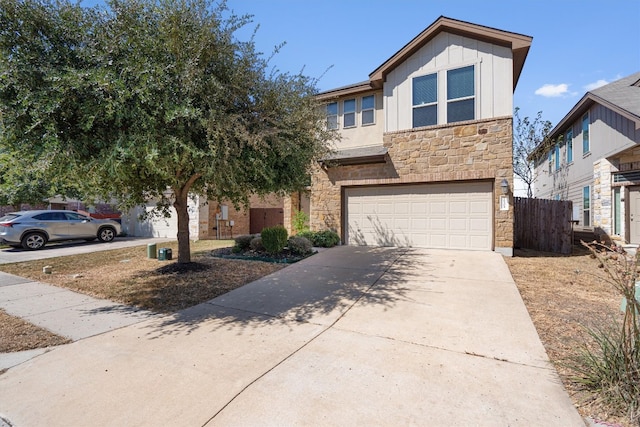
(292, 210, 310, 234)
(297, 230, 315, 242)
(249, 236, 264, 252)
(234, 234, 253, 251)
(288, 236, 313, 256)
(311, 230, 340, 248)
(261, 225, 288, 254)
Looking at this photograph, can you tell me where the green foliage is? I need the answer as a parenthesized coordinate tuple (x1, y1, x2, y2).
(292, 210, 310, 234)
(572, 242, 640, 423)
(261, 225, 288, 255)
(0, 0, 333, 262)
(288, 236, 312, 256)
(234, 234, 254, 251)
(295, 230, 340, 248)
(249, 236, 263, 252)
(310, 230, 340, 248)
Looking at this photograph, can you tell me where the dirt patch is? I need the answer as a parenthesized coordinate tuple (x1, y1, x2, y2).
(505, 246, 630, 426)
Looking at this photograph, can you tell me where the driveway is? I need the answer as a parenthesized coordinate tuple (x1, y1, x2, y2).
(0, 237, 174, 264)
(0, 246, 584, 426)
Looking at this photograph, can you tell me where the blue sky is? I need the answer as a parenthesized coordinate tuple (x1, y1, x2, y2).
(82, 0, 640, 127)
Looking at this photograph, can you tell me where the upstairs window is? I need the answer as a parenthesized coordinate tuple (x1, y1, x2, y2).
(447, 65, 475, 123)
(412, 73, 437, 128)
(343, 99, 356, 128)
(555, 144, 561, 171)
(582, 113, 590, 154)
(326, 102, 338, 130)
(566, 128, 573, 163)
(362, 95, 375, 125)
(548, 150, 553, 174)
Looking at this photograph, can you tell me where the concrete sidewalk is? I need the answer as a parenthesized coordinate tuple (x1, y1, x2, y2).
(0, 246, 585, 426)
(0, 272, 159, 369)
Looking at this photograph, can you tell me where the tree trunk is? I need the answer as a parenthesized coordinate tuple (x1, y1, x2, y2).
(173, 188, 192, 264)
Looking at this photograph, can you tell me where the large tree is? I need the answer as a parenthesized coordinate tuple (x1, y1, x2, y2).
(0, 0, 332, 262)
(512, 107, 553, 198)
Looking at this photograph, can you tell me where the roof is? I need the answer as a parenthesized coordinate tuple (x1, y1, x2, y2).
(318, 16, 532, 98)
(531, 72, 640, 159)
(319, 146, 389, 166)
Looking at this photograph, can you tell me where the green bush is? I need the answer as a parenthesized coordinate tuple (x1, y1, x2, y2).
(297, 230, 315, 242)
(234, 234, 253, 251)
(249, 236, 264, 252)
(292, 210, 310, 234)
(261, 225, 288, 254)
(311, 230, 340, 248)
(288, 236, 313, 256)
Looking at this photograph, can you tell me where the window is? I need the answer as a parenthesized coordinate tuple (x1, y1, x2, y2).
(343, 99, 356, 128)
(555, 144, 560, 171)
(412, 73, 437, 127)
(361, 95, 375, 125)
(582, 113, 590, 154)
(583, 186, 591, 226)
(548, 150, 553, 174)
(447, 65, 475, 123)
(614, 187, 621, 235)
(326, 102, 338, 130)
(566, 128, 573, 163)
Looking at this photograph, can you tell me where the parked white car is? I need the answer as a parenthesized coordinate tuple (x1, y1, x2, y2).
(0, 210, 122, 250)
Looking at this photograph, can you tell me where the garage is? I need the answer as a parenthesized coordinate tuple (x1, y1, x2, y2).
(344, 181, 493, 250)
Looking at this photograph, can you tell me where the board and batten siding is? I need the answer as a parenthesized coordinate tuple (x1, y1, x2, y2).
(383, 31, 513, 133)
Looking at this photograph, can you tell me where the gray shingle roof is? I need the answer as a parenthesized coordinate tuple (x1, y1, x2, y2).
(590, 71, 640, 117)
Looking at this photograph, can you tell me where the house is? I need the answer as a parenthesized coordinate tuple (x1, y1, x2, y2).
(120, 193, 288, 239)
(530, 72, 640, 245)
(290, 16, 532, 256)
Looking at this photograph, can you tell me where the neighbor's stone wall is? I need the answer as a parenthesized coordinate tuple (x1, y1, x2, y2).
(310, 117, 514, 252)
(592, 158, 614, 239)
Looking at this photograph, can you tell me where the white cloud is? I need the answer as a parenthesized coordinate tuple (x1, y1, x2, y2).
(584, 79, 609, 91)
(535, 83, 570, 97)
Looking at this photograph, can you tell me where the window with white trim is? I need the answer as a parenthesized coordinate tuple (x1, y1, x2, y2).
(447, 65, 475, 123)
(583, 186, 591, 226)
(566, 128, 573, 163)
(343, 99, 356, 128)
(361, 95, 375, 125)
(326, 102, 338, 130)
(582, 113, 590, 154)
(412, 73, 437, 127)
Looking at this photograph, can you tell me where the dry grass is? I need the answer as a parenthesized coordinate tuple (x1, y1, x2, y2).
(0, 309, 71, 353)
(505, 246, 630, 426)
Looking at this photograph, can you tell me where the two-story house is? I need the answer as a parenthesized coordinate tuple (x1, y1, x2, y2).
(287, 16, 532, 256)
(531, 72, 640, 245)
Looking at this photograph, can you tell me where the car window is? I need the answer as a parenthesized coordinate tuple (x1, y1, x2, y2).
(0, 214, 20, 222)
(33, 212, 66, 221)
(64, 212, 90, 221)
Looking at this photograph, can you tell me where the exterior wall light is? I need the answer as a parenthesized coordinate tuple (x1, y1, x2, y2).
(500, 178, 509, 195)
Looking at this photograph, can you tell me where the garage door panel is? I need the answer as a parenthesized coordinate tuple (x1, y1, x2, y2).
(345, 182, 492, 250)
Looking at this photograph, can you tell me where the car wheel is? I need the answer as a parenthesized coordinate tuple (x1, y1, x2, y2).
(21, 232, 47, 250)
(98, 227, 116, 242)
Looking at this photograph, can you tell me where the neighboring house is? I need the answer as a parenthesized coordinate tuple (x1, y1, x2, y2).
(120, 193, 287, 239)
(288, 16, 532, 256)
(530, 72, 640, 244)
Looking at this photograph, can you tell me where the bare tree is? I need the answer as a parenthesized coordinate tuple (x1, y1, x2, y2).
(513, 108, 553, 198)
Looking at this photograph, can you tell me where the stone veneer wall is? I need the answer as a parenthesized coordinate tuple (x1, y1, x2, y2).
(309, 117, 514, 253)
(592, 158, 614, 239)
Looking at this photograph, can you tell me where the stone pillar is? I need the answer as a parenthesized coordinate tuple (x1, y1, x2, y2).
(593, 159, 613, 238)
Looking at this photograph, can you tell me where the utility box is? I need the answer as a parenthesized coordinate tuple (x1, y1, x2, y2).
(158, 248, 172, 261)
(147, 243, 157, 259)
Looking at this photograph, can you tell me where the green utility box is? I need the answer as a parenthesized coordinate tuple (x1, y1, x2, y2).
(158, 248, 172, 261)
(147, 243, 157, 259)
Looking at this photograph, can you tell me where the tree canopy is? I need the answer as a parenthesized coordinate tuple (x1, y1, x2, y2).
(512, 107, 553, 198)
(0, 0, 333, 262)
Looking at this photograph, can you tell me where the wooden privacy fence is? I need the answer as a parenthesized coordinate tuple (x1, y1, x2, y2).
(514, 197, 573, 254)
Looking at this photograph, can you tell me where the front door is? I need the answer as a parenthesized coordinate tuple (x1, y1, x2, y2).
(629, 187, 640, 244)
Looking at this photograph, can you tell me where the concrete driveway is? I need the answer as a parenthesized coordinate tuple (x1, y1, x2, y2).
(0, 237, 174, 264)
(0, 246, 584, 426)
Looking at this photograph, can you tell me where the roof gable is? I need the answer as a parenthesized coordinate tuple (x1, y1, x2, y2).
(368, 16, 532, 91)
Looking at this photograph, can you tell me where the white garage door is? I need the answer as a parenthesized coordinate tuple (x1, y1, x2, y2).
(345, 182, 493, 250)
